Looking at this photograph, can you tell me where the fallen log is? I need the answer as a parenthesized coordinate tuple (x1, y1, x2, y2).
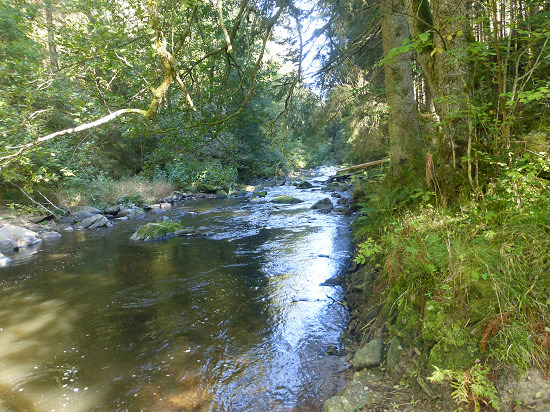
(336, 158, 390, 175)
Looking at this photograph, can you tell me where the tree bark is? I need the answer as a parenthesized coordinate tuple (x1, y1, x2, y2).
(381, 0, 423, 182)
(404, 0, 471, 169)
(45, 0, 59, 73)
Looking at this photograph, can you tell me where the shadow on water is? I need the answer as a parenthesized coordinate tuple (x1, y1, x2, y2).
(0, 167, 352, 411)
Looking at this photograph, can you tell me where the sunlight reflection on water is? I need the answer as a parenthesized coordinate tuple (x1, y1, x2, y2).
(0, 167, 352, 411)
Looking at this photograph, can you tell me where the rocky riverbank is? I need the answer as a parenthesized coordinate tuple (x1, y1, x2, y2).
(323, 258, 550, 412)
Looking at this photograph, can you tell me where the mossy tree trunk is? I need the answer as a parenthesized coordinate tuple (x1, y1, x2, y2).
(381, 0, 423, 183)
(405, 0, 471, 171)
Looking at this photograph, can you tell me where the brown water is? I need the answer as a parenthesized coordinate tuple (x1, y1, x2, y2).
(0, 168, 351, 411)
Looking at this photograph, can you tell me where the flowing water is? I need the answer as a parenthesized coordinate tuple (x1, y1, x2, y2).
(0, 168, 352, 411)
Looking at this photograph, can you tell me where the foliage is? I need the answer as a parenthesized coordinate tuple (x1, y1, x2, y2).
(428, 364, 501, 412)
(351, 147, 550, 400)
(353, 237, 381, 265)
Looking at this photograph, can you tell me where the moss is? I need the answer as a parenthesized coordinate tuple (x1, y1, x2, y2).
(270, 195, 304, 204)
(428, 339, 478, 372)
(422, 300, 480, 371)
(131, 220, 182, 241)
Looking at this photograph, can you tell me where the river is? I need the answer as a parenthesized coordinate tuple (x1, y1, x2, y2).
(0, 168, 352, 411)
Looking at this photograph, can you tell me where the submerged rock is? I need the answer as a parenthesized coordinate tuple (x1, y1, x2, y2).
(311, 197, 334, 211)
(174, 228, 197, 236)
(41, 231, 62, 240)
(130, 222, 184, 241)
(270, 195, 304, 204)
(0, 224, 42, 251)
(250, 190, 267, 200)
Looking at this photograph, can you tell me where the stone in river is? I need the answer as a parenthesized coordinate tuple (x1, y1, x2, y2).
(311, 197, 334, 211)
(270, 196, 304, 204)
(0, 224, 42, 251)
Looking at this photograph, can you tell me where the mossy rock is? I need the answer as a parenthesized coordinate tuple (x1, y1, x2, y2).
(130, 222, 181, 241)
(270, 195, 304, 204)
(423, 299, 480, 370)
(428, 339, 479, 372)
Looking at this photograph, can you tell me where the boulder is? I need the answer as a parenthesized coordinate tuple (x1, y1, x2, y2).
(72, 206, 102, 222)
(130, 223, 177, 241)
(216, 189, 229, 199)
(270, 196, 304, 204)
(0, 236, 16, 251)
(30, 214, 56, 224)
(352, 338, 383, 370)
(41, 231, 62, 240)
(172, 191, 184, 201)
(0, 224, 42, 251)
(233, 189, 248, 198)
(103, 205, 122, 215)
(385, 336, 404, 375)
(118, 207, 146, 219)
(56, 215, 76, 225)
(75, 214, 111, 229)
(311, 197, 334, 211)
(297, 180, 313, 189)
(0, 252, 12, 265)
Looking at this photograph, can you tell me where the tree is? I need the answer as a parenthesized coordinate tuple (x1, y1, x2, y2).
(404, 0, 471, 171)
(380, 0, 422, 182)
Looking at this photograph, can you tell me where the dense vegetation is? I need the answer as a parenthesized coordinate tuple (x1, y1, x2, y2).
(326, 0, 550, 409)
(0, 0, 330, 211)
(1, 0, 549, 408)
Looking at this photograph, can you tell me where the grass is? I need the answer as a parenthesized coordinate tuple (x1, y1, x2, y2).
(55, 176, 176, 208)
(352, 154, 550, 391)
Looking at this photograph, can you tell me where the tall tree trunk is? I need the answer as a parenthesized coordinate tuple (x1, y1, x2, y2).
(45, 0, 59, 73)
(381, 0, 422, 182)
(404, 0, 471, 170)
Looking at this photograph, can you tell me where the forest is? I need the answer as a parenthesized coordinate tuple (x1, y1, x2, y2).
(1, 0, 550, 409)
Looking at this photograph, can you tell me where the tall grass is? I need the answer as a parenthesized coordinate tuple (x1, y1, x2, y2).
(56, 176, 176, 208)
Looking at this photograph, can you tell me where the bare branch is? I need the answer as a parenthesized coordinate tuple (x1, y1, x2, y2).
(0, 108, 146, 171)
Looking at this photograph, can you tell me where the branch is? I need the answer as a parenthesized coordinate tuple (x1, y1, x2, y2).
(192, 5, 286, 128)
(0, 108, 146, 171)
(217, 0, 233, 53)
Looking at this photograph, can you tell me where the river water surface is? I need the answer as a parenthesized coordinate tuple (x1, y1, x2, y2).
(0, 168, 352, 411)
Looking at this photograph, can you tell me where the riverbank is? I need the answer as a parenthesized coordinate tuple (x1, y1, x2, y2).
(325, 169, 550, 411)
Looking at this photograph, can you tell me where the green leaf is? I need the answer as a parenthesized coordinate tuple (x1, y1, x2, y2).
(418, 32, 430, 42)
(146, 28, 155, 35)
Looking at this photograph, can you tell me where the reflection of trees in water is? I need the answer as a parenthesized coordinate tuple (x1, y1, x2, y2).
(0, 190, 351, 410)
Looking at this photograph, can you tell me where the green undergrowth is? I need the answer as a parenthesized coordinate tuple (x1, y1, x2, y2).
(352, 153, 550, 406)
